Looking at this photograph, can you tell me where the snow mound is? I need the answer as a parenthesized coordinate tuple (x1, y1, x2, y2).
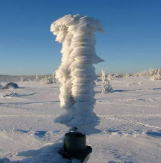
(3, 82, 19, 89)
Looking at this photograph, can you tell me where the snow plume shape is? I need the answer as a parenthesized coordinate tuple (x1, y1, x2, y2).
(50, 15, 103, 128)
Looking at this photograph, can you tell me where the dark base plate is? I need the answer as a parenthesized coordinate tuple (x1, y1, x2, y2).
(58, 146, 92, 162)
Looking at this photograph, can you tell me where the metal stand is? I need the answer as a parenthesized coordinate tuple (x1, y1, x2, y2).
(59, 127, 92, 163)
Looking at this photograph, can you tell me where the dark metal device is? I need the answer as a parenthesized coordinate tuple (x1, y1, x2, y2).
(59, 127, 92, 163)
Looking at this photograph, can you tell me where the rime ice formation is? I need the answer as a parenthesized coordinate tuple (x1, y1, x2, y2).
(50, 14, 103, 125)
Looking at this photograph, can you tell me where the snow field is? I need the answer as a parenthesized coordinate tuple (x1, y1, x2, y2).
(0, 77, 161, 162)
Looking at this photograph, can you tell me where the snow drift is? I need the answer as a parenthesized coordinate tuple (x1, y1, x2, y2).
(50, 14, 103, 126)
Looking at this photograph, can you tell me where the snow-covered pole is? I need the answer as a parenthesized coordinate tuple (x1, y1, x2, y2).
(50, 14, 103, 125)
(51, 14, 103, 162)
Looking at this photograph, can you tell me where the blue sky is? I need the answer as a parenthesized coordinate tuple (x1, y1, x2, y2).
(0, 0, 161, 75)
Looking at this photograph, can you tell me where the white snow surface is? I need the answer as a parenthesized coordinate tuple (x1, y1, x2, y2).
(0, 77, 161, 162)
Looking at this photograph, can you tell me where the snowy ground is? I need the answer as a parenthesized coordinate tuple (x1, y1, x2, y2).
(0, 77, 161, 163)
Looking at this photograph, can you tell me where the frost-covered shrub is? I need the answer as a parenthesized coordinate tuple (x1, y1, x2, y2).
(41, 76, 54, 84)
(107, 74, 114, 80)
(46, 77, 54, 84)
(125, 73, 130, 78)
(151, 71, 161, 80)
(135, 68, 161, 78)
(101, 70, 106, 82)
(34, 75, 55, 84)
(51, 73, 56, 83)
(101, 78, 113, 93)
(101, 70, 113, 93)
(35, 75, 40, 82)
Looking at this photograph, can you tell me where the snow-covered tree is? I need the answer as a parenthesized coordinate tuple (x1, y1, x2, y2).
(41, 75, 54, 84)
(134, 68, 161, 78)
(107, 73, 114, 80)
(35, 75, 40, 81)
(125, 73, 130, 78)
(101, 77, 113, 94)
(51, 72, 56, 83)
(101, 70, 113, 93)
(101, 69, 106, 82)
(151, 70, 161, 80)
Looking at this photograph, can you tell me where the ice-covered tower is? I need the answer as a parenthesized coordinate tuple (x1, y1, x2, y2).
(50, 14, 103, 124)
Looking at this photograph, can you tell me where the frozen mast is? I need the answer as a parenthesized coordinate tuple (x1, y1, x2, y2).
(50, 14, 103, 124)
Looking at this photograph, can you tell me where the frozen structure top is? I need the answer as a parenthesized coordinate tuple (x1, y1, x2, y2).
(50, 14, 103, 125)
